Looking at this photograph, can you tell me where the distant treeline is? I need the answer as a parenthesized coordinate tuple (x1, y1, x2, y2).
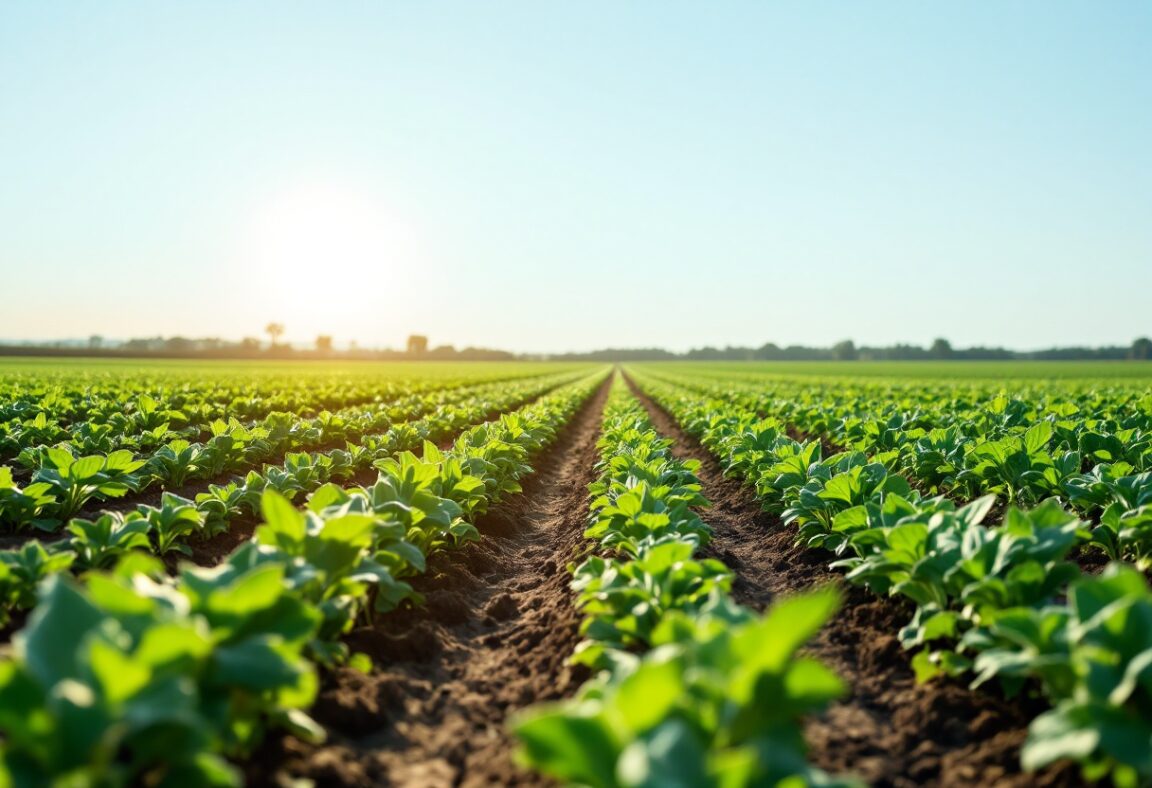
(1, 335, 1149, 362)
(535, 337, 1152, 362)
(0, 336, 515, 361)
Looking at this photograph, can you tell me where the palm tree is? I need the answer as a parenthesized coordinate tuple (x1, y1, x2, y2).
(265, 322, 285, 350)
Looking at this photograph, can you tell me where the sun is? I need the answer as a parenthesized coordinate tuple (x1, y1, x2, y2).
(237, 182, 417, 342)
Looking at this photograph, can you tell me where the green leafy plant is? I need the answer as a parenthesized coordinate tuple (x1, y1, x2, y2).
(585, 483, 712, 557)
(0, 542, 76, 622)
(30, 448, 146, 521)
(0, 564, 322, 787)
(570, 539, 732, 668)
(148, 438, 206, 486)
(66, 512, 152, 569)
(0, 467, 57, 532)
(786, 460, 912, 552)
(967, 565, 1152, 785)
(515, 589, 856, 788)
(625, 366, 1152, 784)
(135, 493, 207, 555)
(954, 422, 1079, 506)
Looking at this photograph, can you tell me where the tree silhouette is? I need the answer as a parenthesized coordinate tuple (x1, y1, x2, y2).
(407, 334, 428, 354)
(315, 335, 334, 354)
(832, 339, 858, 361)
(930, 338, 953, 359)
(265, 323, 285, 350)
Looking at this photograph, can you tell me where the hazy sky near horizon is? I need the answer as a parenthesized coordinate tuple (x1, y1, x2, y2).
(2, 2, 1149, 353)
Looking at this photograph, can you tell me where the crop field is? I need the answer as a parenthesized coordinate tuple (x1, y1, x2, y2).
(1, 359, 1151, 787)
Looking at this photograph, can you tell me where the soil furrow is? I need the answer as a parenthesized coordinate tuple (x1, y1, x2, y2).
(621, 373, 1082, 788)
(249, 376, 611, 787)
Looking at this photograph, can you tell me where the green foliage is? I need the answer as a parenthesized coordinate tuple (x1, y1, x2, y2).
(29, 448, 146, 522)
(0, 367, 611, 786)
(66, 512, 152, 569)
(136, 493, 206, 555)
(585, 483, 712, 557)
(571, 539, 732, 667)
(518, 379, 849, 786)
(0, 570, 320, 786)
(0, 543, 76, 622)
(0, 366, 594, 534)
(0, 467, 57, 532)
(516, 589, 856, 788)
(627, 364, 1152, 783)
(968, 565, 1152, 784)
(149, 439, 205, 486)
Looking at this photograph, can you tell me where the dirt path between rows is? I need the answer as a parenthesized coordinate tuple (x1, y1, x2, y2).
(251, 377, 611, 787)
(622, 373, 1082, 788)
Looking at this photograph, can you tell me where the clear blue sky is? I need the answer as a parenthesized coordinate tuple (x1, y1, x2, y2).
(1, 2, 1149, 353)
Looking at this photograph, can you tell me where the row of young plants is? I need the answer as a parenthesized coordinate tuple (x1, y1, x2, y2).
(0, 370, 385, 428)
(0, 371, 596, 627)
(0, 370, 588, 534)
(1, 367, 581, 503)
(0, 366, 569, 462)
(639, 366, 1152, 568)
(0, 363, 564, 436)
(663, 364, 1152, 433)
(640, 366, 1152, 481)
(0, 370, 609, 787)
(628, 368, 1152, 786)
(514, 378, 858, 788)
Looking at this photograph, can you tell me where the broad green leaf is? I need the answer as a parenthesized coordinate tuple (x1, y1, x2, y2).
(19, 576, 104, 687)
(514, 706, 620, 788)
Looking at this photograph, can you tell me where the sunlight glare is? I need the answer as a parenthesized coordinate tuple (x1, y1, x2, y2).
(238, 182, 418, 343)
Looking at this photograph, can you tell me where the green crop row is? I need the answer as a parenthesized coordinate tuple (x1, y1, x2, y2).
(0, 369, 609, 786)
(0, 363, 578, 438)
(0, 370, 586, 534)
(0, 366, 572, 463)
(639, 365, 1152, 569)
(0, 370, 596, 628)
(637, 366, 1152, 532)
(515, 377, 859, 788)
(629, 368, 1152, 785)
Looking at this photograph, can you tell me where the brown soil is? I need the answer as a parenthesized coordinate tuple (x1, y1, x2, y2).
(246, 377, 611, 787)
(623, 374, 1085, 788)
